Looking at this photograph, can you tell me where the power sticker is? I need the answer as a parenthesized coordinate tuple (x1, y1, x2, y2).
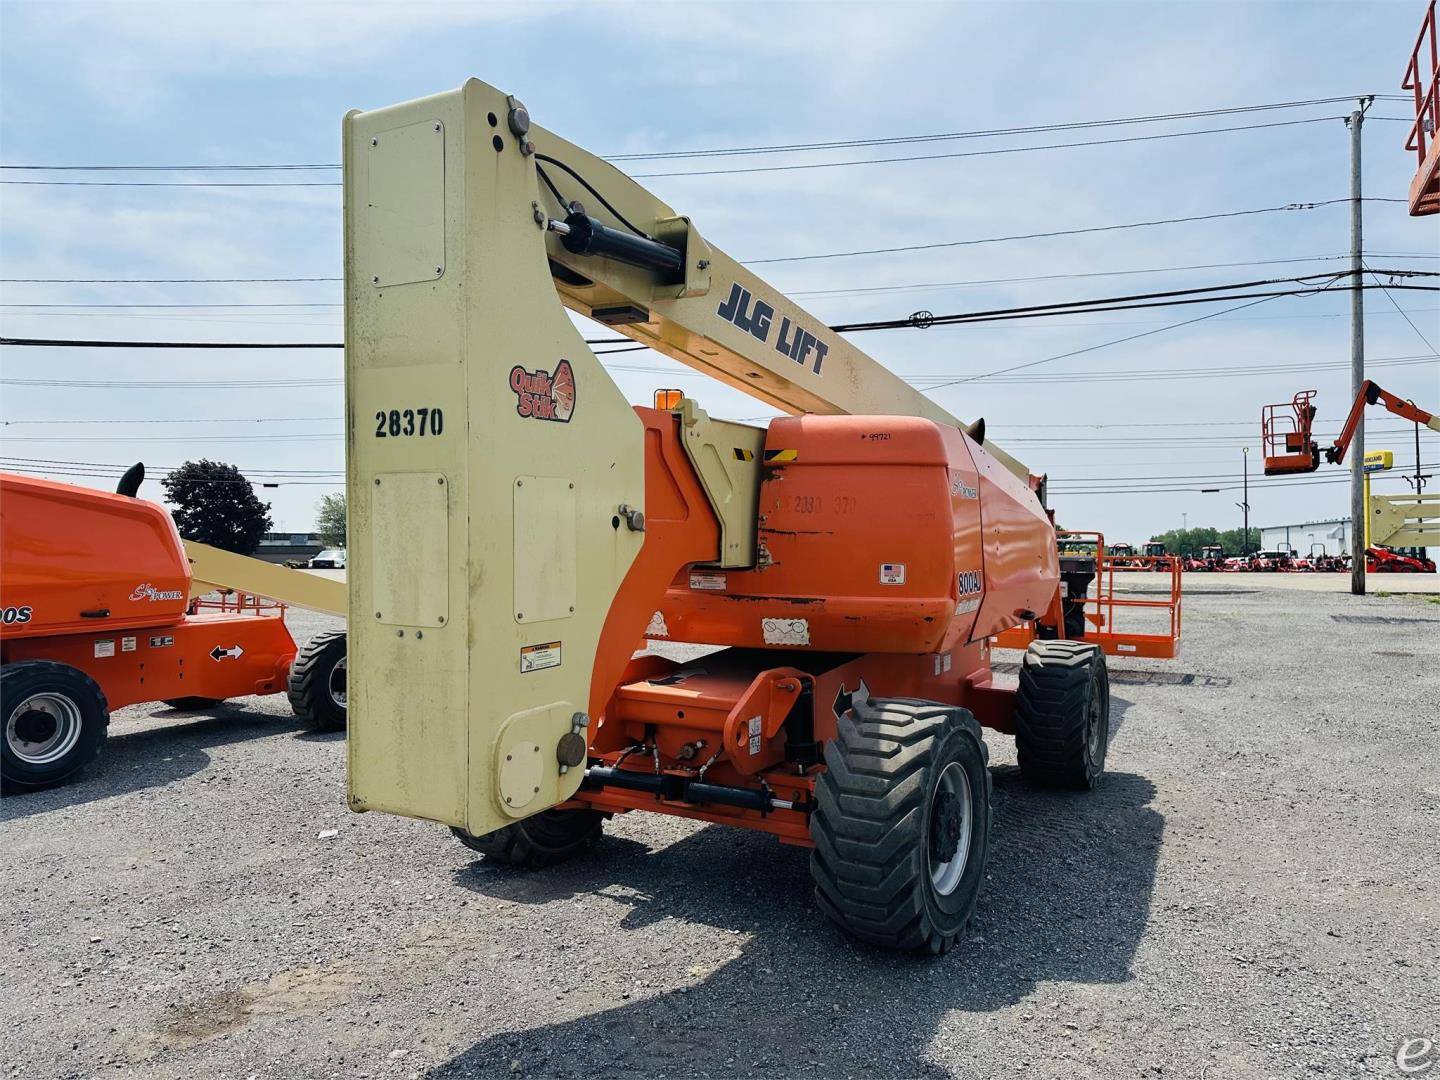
(747, 715, 762, 756)
(121, 636, 137, 653)
(149, 635, 174, 649)
(761, 618, 809, 646)
(520, 641, 562, 673)
(955, 598, 981, 615)
(932, 653, 954, 676)
(509, 359, 576, 423)
(880, 563, 906, 585)
(1117, 644, 1137, 653)
(689, 572, 727, 591)
(93, 639, 115, 658)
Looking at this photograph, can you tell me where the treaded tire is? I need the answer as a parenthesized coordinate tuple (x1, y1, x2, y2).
(1015, 640, 1109, 790)
(2, 660, 109, 792)
(162, 697, 227, 710)
(451, 808, 607, 868)
(287, 630, 347, 731)
(810, 696, 992, 954)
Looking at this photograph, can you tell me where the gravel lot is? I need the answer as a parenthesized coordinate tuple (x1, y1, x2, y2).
(3, 585, 1437, 1080)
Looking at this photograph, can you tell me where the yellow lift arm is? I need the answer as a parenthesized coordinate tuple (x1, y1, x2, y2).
(528, 104, 1034, 485)
(183, 540, 347, 617)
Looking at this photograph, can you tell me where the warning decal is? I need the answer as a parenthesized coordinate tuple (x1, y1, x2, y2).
(689, 572, 727, 591)
(762, 618, 810, 646)
(520, 641, 562, 673)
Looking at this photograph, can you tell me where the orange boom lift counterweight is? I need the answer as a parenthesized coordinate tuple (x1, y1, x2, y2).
(339, 80, 1174, 955)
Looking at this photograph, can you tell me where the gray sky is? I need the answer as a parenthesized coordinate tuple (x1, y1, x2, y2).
(2, 0, 1437, 541)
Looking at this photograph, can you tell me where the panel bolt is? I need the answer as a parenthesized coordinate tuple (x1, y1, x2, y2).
(375, 611, 382, 619)
(370, 137, 378, 146)
(697, 259, 710, 269)
(434, 123, 441, 132)
(396, 629, 404, 637)
(435, 266, 442, 276)
(415, 631, 423, 640)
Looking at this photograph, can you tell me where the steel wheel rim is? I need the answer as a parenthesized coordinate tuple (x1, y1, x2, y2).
(928, 761, 974, 896)
(6, 692, 83, 765)
(328, 656, 347, 710)
(1087, 674, 1104, 759)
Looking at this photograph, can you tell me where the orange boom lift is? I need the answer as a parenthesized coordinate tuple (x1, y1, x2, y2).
(0, 470, 348, 790)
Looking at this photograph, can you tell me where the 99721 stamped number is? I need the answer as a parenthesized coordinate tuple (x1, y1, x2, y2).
(374, 407, 444, 438)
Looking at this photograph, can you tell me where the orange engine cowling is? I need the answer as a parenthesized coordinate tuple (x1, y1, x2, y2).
(652, 415, 1057, 653)
(0, 472, 192, 640)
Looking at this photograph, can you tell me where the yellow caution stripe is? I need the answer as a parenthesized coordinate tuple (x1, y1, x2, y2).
(764, 448, 799, 462)
(733, 448, 756, 461)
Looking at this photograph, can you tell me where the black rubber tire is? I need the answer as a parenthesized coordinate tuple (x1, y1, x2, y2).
(161, 697, 227, 710)
(1, 661, 109, 792)
(451, 808, 607, 868)
(1015, 639, 1110, 790)
(286, 630, 347, 731)
(810, 696, 993, 954)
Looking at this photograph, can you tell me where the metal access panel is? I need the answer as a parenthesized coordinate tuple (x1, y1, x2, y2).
(343, 82, 645, 837)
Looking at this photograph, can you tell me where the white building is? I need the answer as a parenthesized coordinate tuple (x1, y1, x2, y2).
(1258, 517, 1351, 557)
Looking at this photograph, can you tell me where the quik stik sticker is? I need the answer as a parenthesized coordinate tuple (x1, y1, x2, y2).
(510, 359, 576, 423)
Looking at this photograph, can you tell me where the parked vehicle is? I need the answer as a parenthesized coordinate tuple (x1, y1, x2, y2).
(310, 548, 347, 570)
(1366, 546, 1436, 573)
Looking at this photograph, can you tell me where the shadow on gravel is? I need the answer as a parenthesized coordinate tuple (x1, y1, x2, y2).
(0, 706, 304, 819)
(438, 766, 1162, 1079)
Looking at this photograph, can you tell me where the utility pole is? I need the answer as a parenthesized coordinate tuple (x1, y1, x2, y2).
(1347, 98, 1372, 596)
(1406, 402, 1431, 494)
(1236, 446, 1250, 556)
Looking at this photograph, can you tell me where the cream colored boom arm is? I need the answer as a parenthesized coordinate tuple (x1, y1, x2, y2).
(184, 540, 347, 617)
(521, 106, 1034, 485)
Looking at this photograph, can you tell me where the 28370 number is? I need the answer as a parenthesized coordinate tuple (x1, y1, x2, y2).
(374, 407, 444, 438)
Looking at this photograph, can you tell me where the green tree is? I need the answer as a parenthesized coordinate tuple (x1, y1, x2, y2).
(1147, 526, 1251, 556)
(161, 459, 272, 555)
(315, 492, 347, 548)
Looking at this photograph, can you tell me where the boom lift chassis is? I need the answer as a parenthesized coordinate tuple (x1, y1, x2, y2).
(342, 80, 1132, 953)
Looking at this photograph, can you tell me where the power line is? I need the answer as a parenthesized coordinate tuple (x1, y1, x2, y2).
(0, 94, 1404, 171)
(828, 273, 1438, 332)
(0, 336, 647, 353)
(746, 200, 1405, 266)
(7, 251, 1438, 290)
(0, 118, 1345, 187)
(628, 117, 1350, 179)
(1362, 258, 1438, 355)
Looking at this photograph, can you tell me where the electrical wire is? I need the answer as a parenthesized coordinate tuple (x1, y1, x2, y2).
(746, 200, 1403, 265)
(0, 94, 1404, 170)
(629, 117, 1346, 179)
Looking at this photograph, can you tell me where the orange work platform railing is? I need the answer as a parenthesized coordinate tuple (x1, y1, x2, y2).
(1403, 0, 1440, 215)
(1261, 389, 1320, 476)
(994, 531, 1183, 659)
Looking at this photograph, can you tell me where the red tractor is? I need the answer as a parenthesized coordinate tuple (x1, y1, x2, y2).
(1366, 546, 1436, 573)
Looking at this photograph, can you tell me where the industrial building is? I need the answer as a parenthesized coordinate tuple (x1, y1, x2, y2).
(1258, 518, 1352, 557)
